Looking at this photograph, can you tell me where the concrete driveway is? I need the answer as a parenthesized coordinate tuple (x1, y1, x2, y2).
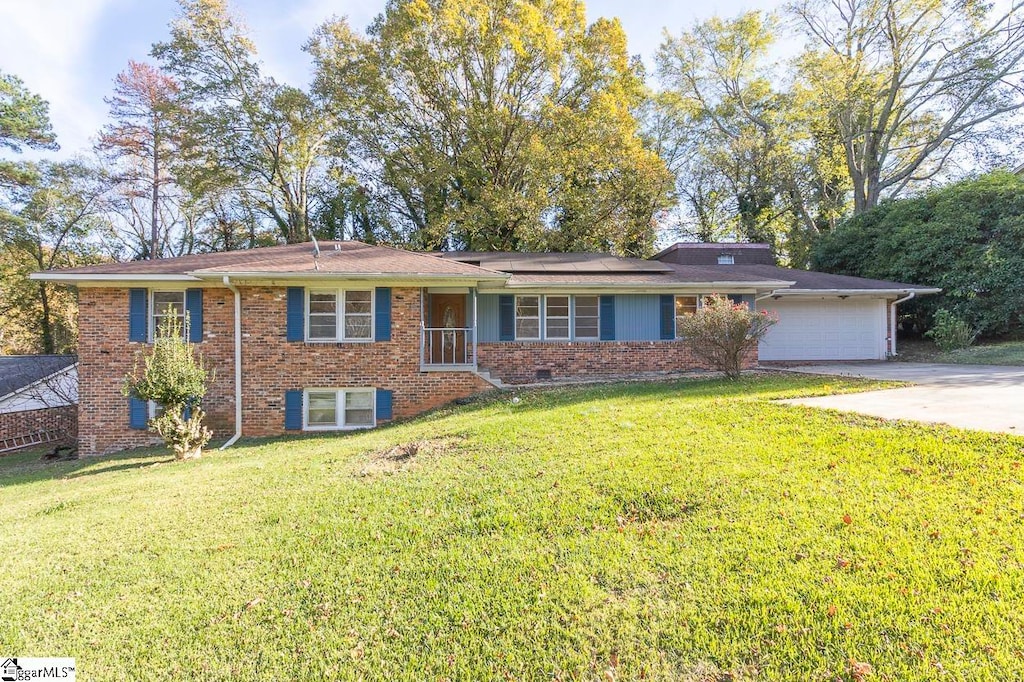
(777, 362, 1024, 435)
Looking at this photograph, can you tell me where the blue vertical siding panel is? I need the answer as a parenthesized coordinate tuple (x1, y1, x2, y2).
(613, 294, 661, 341)
(477, 294, 501, 342)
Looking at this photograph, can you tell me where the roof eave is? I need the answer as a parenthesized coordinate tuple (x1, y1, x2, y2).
(481, 279, 796, 291)
(29, 273, 202, 283)
(767, 287, 942, 296)
(192, 271, 510, 281)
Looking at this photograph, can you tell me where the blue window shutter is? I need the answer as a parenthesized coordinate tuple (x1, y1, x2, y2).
(129, 397, 148, 429)
(186, 288, 203, 342)
(599, 296, 616, 341)
(499, 295, 515, 341)
(182, 401, 192, 421)
(375, 287, 392, 341)
(286, 287, 305, 342)
(660, 294, 675, 340)
(376, 389, 393, 421)
(284, 390, 303, 430)
(129, 288, 148, 342)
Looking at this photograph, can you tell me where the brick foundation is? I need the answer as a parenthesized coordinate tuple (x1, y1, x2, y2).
(76, 286, 493, 456)
(0, 405, 77, 453)
(477, 341, 755, 384)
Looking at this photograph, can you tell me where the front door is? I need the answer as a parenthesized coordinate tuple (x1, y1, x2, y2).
(428, 294, 467, 364)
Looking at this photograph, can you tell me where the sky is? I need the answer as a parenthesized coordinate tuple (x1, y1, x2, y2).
(0, 0, 779, 160)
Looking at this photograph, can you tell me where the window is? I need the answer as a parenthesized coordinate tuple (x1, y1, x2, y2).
(545, 296, 570, 339)
(515, 295, 540, 340)
(674, 295, 699, 338)
(307, 289, 373, 341)
(574, 295, 600, 340)
(717, 254, 735, 265)
(304, 389, 376, 430)
(151, 291, 185, 338)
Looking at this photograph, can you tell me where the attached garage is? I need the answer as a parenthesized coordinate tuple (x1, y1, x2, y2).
(758, 297, 889, 361)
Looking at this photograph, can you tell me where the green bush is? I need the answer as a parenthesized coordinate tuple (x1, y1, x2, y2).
(926, 309, 978, 352)
(812, 170, 1024, 336)
(122, 310, 212, 460)
(676, 295, 778, 378)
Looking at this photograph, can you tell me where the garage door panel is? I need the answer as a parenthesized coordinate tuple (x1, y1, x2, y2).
(758, 299, 885, 361)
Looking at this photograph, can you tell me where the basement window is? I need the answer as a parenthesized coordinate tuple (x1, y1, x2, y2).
(304, 388, 376, 430)
(717, 254, 735, 265)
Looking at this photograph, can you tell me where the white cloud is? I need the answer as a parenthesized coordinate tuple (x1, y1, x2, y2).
(0, 0, 120, 157)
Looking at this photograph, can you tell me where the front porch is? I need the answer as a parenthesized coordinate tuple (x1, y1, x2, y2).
(420, 288, 478, 371)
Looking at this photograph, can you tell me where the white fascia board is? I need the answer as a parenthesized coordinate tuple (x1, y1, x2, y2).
(191, 271, 508, 282)
(191, 274, 509, 288)
(767, 287, 942, 297)
(478, 281, 795, 294)
(29, 273, 201, 284)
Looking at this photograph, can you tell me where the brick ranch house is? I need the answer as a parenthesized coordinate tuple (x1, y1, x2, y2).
(32, 241, 938, 456)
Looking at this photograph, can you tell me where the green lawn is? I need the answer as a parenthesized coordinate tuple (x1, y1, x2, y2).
(897, 339, 1024, 366)
(2, 375, 1023, 681)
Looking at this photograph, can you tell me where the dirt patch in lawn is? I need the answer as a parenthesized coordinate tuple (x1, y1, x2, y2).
(355, 436, 465, 477)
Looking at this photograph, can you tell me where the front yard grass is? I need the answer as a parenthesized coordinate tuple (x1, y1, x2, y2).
(1, 374, 1023, 680)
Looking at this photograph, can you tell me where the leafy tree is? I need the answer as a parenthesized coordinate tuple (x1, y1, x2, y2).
(813, 170, 1024, 336)
(0, 70, 58, 188)
(309, 0, 672, 255)
(0, 161, 106, 354)
(790, 0, 1024, 214)
(656, 12, 851, 262)
(675, 295, 778, 378)
(122, 311, 212, 460)
(153, 0, 337, 245)
(97, 61, 185, 259)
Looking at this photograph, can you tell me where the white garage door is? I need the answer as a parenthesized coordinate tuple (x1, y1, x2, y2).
(758, 298, 887, 361)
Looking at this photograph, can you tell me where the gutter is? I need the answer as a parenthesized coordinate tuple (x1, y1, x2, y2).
(220, 275, 243, 450)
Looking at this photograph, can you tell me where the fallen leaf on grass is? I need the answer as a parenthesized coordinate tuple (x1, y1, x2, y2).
(842, 514, 853, 525)
(849, 659, 873, 680)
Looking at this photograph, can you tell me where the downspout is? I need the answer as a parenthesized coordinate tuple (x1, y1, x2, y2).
(220, 275, 243, 449)
(888, 291, 915, 357)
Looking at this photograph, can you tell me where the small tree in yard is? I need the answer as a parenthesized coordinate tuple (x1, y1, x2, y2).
(676, 295, 778, 379)
(122, 309, 211, 460)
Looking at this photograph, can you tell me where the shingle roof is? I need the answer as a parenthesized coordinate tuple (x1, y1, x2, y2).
(724, 265, 938, 291)
(32, 241, 939, 293)
(0, 355, 76, 398)
(36, 242, 506, 279)
(435, 251, 673, 273)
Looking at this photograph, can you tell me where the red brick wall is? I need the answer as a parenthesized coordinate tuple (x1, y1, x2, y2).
(76, 286, 492, 455)
(0, 406, 77, 453)
(236, 286, 491, 437)
(477, 340, 756, 384)
(77, 287, 237, 456)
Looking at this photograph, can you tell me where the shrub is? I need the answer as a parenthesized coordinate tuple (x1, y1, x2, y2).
(122, 309, 212, 460)
(676, 295, 778, 378)
(926, 309, 978, 352)
(812, 170, 1024, 337)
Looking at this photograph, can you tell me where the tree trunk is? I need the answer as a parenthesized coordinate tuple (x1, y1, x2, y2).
(152, 137, 160, 259)
(38, 282, 55, 354)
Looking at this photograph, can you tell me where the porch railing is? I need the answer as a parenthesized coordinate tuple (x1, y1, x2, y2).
(421, 327, 475, 367)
